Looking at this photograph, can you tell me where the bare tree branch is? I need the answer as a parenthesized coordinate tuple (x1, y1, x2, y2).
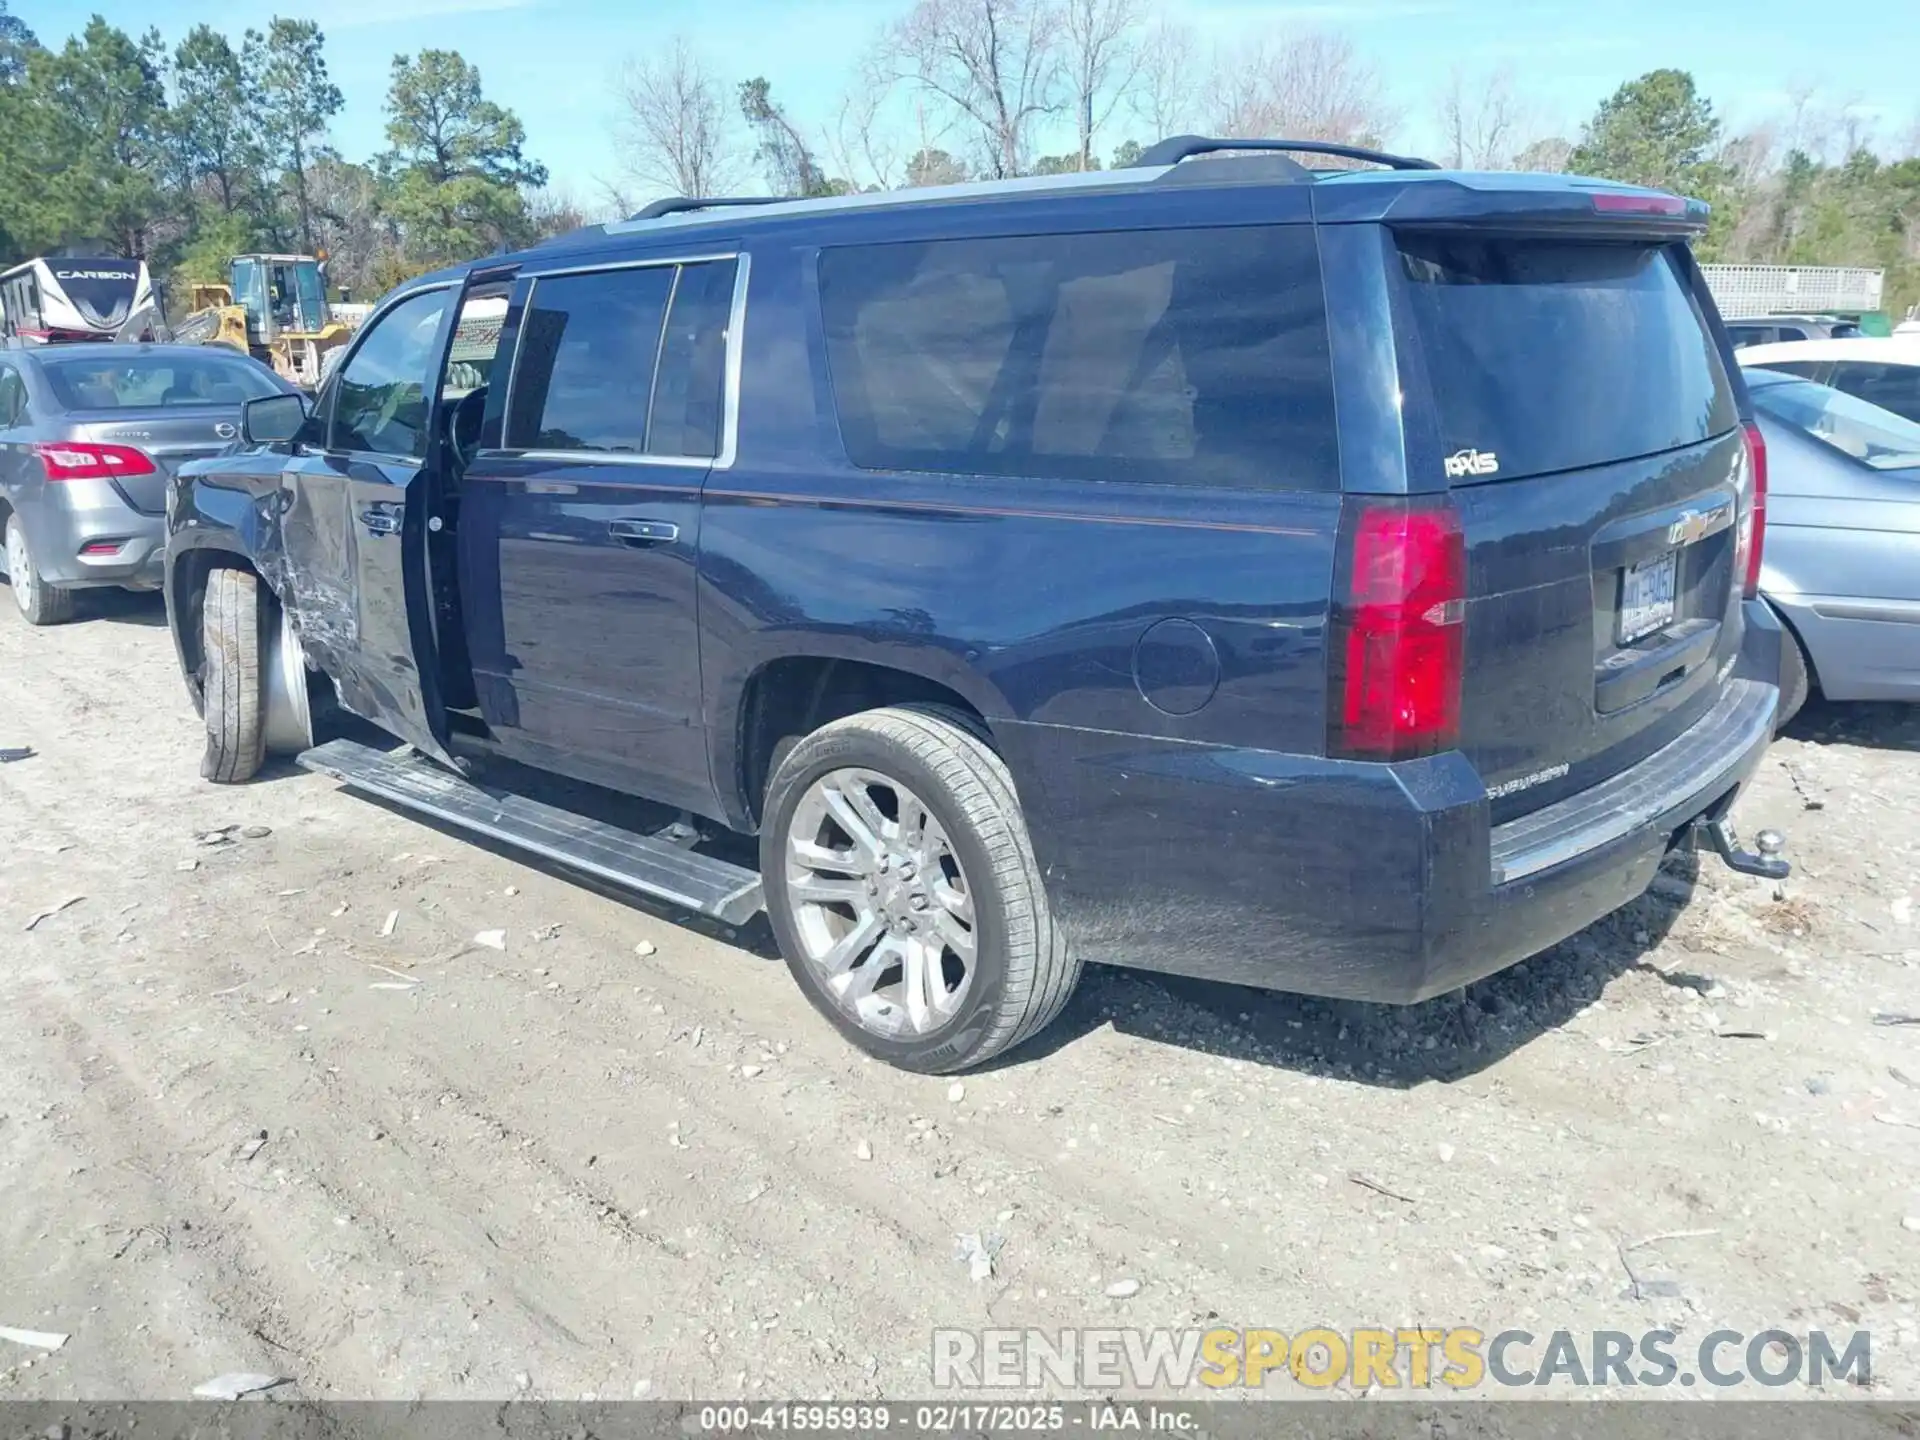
(1433, 63, 1528, 168)
(1129, 16, 1198, 142)
(1211, 30, 1398, 152)
(612, 37, 736, 199)
(1063, 0, 1144, 170)
(881, 0, 1063, 179)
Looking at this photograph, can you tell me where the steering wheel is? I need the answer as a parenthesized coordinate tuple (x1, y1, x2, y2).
(447, 385, 488, 471)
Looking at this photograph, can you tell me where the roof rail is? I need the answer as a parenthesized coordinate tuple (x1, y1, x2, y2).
(1131, 135, 1440, 173)
(628, 195, 797, 221)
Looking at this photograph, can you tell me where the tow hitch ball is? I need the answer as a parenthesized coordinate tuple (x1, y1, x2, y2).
(1694, 818, 1790, 880)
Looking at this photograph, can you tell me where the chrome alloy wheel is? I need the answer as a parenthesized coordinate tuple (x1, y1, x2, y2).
(783, 767, 978, 1038)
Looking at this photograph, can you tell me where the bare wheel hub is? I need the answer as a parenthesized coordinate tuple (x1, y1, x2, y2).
(783, 767, 978, 1038)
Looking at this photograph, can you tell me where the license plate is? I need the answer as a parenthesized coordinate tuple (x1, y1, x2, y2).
(1618, 551, 1678, 643)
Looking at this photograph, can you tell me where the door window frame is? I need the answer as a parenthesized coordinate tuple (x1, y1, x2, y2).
(493, 250, 750, 472)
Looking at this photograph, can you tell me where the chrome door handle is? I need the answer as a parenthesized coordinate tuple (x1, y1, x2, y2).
(608, 518, 679, 546)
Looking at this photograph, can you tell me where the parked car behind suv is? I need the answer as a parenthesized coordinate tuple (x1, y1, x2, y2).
(1, 343, 293, 624)
(164, 139, 1787, 1072)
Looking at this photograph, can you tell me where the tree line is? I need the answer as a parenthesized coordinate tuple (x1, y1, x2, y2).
(615, 0, 1920, 317)
(0, 1, 560, 308)
(1, 0, 1916, 319)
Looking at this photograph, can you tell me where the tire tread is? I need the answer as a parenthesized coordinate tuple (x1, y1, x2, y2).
(201, 566, 267, 783)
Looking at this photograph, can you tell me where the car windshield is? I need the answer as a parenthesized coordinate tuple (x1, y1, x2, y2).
(42, 354, 282, 410)
(1748, 370, 1920, 471)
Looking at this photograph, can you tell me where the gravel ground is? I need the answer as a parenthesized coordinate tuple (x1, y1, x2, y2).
(2, 590, 1917, 1402)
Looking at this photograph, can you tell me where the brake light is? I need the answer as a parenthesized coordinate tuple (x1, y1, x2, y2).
(1328, 500, 1467, 761)
(31, 442, 158, 482)
(1591, 191, 1687, 215)
(1737, 421, 1767, 599)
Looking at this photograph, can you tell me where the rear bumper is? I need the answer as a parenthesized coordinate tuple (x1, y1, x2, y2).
(1004, 600, 1784, 1002)
(16, 479, 165, 589)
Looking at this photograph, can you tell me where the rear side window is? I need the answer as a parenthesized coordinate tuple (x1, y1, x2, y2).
(0, 367, 26, 426)
(1827, 361, 1920, 424)
(507, 266, 674, 453)
(1398, 237, 1737, 482)
(820, 226, 1338, 491)
(648, 259, 738, 459)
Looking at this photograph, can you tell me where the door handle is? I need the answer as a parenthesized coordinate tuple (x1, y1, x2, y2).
(359, 504, 402, 536)
(608, 518, 679, 546)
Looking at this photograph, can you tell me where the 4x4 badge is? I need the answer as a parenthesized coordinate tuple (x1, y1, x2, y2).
(1444, 448, 1499, 479)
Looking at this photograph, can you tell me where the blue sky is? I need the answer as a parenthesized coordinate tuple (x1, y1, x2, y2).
(18, 0, 1919, 205)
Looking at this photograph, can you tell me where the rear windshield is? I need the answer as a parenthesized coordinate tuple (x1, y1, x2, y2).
(42, 354, 282, 410)
(1398, 237, 1737, 483)
(1749, 373, 1920, 471)
(820, 225, 1339, 491)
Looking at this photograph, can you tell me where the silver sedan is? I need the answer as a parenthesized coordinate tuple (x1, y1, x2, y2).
(0, 343, 293, 625)
(1746, 365, 1920, 720)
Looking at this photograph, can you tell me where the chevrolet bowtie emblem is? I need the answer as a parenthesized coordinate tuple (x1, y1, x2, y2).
(1667, 505, 1727, 547)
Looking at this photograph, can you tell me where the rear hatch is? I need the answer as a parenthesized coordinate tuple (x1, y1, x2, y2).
(1387, 213, 1748, 820)
(67, 406, 246, 516)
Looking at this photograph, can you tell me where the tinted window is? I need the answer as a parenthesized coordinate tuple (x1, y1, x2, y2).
(0, 367, 25, 426)
(41, 354, 281, 410)
(1827, 361, 1920, 424)
(1775, 326, 1809, 341)
(820, 226, 1338, 491)
(1726, 325, 1769, 348)
(506, 266, 674, 453)
(648, 259, 737, 459)
(330, 287, 452, 457)
(1752, 376, 1920, 472)
(1399, 237, 1737, 482)
(444, 292, 510, 402)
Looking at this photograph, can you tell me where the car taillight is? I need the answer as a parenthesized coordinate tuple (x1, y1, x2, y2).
(1590, 191, 1688, 216)
(1328, 499, 1467, 761)
(31, 442, 158, 482)
(1736, 421, 1767, 599)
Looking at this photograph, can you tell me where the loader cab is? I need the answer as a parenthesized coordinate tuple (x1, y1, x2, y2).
(231, 255, 330, 342)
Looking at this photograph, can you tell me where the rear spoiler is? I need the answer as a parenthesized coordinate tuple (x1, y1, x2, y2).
(1312, 176, 1709, 240)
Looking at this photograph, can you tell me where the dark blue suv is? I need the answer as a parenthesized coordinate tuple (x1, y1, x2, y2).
(164, 137, 1787, 1072)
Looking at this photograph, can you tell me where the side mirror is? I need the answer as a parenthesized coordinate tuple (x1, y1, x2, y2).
(242, 391, 310, 446)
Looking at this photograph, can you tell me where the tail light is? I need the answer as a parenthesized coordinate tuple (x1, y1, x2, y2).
(1734, 422, 1767, 599)
(1328, 499, 1467, 761)
(31, 442, 158, 482)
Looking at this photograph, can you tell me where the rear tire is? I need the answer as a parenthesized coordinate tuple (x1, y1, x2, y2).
(762, 703, 1080, 1073)
(1776, 624, 1811, 731)
(200, 566, 268, 784)
(5, 514, 76, 627)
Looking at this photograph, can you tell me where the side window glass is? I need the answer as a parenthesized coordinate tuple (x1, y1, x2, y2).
(1830, 362, 1920, 424)
(329, 287, 453, 457)
(1776, 327, 1807, 342)
(505, 266, 674, 453)
(442, 292, 511, 404)
(647, 258, 738, 459)
(820, 226, 1340, 491)
(0, 368, 24, 427)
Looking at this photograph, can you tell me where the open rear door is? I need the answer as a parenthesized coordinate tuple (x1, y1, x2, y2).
(277, 281, 462, 767)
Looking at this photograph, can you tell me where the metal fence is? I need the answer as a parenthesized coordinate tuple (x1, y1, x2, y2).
(1702, 264, 1884, 318)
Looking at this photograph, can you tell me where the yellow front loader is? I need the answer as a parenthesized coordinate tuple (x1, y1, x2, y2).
(175, 254, 356, 390)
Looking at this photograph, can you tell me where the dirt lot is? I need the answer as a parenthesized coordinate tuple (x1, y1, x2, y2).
(2, 592, 1918, 1402)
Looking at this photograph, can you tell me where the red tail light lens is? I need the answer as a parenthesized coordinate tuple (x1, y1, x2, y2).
(1737, 422, 1767, 599)
(1591, 191, 1687, 215)
(1329, 500, 1467, 761)
(31, 442, 158, 482)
